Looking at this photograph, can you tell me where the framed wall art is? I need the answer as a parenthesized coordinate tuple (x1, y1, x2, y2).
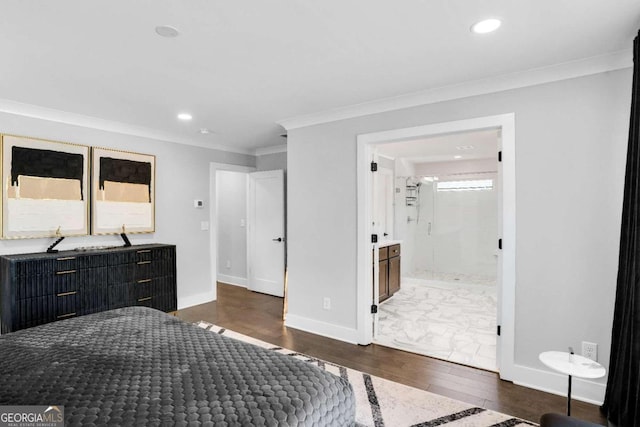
(1, 134, 90, 239)
(91, 147, 155, 235)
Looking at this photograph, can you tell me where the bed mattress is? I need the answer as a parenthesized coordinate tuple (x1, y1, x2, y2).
(0, 307, 355, 426)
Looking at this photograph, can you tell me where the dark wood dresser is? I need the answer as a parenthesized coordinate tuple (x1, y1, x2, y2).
(0, 244, 177, 333)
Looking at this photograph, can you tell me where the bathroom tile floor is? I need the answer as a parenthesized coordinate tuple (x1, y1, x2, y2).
(375, 275, 497, 371)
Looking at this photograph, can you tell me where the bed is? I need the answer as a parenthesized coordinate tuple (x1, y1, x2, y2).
(0, 307, 356, 426)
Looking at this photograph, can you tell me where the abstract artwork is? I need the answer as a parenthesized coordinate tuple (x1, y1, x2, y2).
(91, 147, 155, 234)
(1, 134, 90, 239)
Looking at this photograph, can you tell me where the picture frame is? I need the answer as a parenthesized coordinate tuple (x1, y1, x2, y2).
(1, 134, 90, 239)
(91, 147, 155, 235)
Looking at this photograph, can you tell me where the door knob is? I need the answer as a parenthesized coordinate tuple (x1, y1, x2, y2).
(272, 237, 283, 242)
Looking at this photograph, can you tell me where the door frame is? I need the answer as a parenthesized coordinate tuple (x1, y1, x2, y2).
(356, 113, 516, 381)
(210, 162, 256, 301)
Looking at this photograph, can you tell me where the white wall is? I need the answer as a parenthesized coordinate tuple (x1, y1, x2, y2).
(256, 152, 287, 171)
(216, 171, 248, 287)
(0, 111, 255, 309)
(286, 69, 631, 401)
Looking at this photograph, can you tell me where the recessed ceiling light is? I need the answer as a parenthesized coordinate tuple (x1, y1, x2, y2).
(454, 155, 463, 159)
(471, 18, 501, 34)
(155, 25, 180, 38)
(177, 113, 192, 121)
(199, 128, 212, 134)
(456, 145, 475, 150)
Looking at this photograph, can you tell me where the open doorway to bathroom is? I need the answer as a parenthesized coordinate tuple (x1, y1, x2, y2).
(373, 128, 500, 371)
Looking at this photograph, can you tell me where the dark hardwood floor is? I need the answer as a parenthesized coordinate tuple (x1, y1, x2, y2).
(177, 283, 608, 425)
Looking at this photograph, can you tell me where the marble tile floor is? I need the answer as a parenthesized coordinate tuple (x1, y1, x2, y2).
(375, 276, 498, 371)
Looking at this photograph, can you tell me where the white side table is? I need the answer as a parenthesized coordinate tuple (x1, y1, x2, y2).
(539, 351, 606, 416)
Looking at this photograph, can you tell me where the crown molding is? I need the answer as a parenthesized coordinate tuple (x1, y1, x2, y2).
(278, 49, 633, 131)
(254, 144, 287, 156)
(0, 99, 253, 155)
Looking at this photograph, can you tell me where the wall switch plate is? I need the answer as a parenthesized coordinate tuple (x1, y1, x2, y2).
(200, 221, 209, 230)
(582, 341, 598, 361)
(226, 260, 231, 269)
(194, 199, 204, 208)
(323, 297, 331, 310)
(240, 219, 245, 227)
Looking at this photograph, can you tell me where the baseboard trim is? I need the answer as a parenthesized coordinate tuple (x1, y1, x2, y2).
(217, 274, 247, 287)
(178, 290, 216, 310)
(512, 363, 606, 405)
(285, 314, 359, 345)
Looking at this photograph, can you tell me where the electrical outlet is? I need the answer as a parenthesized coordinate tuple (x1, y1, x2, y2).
(323, 297, 331, 310)
(582, 341, 598, 361)
(226, 260, 231, 269)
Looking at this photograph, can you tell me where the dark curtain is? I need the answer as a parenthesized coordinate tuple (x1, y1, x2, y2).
(601, 29, 640, 427)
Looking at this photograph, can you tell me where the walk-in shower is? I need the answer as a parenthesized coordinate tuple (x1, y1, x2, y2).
(398, 174, 498, 284)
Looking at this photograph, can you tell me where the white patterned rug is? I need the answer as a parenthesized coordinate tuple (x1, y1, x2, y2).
(196, 321, 536, 427)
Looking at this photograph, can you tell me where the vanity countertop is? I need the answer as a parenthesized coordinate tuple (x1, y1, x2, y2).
(378, 240, 402, 248)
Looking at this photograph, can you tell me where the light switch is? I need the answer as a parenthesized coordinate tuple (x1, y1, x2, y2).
(240, 219, 245, 227)
(194, 200, 204, 208)
(200, 221, 209, 230)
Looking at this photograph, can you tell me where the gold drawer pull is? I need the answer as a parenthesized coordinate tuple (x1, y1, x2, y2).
(56, 256, 76, 261)
(57, 312, 76, 319)
(137, 250, 151, 254)
(57, 291, 77, 297)
(137, 261, 151, 265)
(56, 269, 77, 275)
(137, 279, 152, 283)
(138, 297, 152, 302)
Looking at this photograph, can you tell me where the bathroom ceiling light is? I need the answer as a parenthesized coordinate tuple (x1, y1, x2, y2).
(454, 155, 463, 159)
(177, 113, 192, 121)
(471, 18, 501, 34)
(155, 25, 180, 38)
(456, 145, 475, 150)
(199, 128, 212, 134)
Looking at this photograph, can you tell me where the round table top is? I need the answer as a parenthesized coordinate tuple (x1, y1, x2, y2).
(539, 351, 606, 379)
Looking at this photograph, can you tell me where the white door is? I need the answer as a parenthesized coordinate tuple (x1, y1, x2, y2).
(247, 170, 285, 297)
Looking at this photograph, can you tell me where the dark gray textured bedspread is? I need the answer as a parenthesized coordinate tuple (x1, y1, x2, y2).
(0, 307, 355, 426)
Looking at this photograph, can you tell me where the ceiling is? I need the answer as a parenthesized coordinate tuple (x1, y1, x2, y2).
(0, 1, 638, 154)
(377, 129, 499, 164)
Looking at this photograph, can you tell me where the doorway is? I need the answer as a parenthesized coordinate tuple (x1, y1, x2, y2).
(374, 130, 499, 371)
(210, 163, 255, 301)
(356, 114, 516, 381)
(210, 164, 286, 306)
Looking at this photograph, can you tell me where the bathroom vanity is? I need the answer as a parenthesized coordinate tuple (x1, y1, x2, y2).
(377, 241, 401, 302)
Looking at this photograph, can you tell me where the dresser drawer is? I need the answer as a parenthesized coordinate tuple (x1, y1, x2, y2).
(54, 255, 78, 272)
(135, 295, 154, 308)
(134, 277, 158, 300)
(55, 291, 79, 320)
(54, 269, 79, 294)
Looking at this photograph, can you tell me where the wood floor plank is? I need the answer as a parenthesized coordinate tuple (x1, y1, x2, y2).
(176, 283, 608, 425)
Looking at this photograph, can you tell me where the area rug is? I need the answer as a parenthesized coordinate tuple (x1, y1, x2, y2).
(196, 321, 536, 427)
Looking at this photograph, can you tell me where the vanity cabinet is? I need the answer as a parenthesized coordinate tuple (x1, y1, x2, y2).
(377, 243, 401, 303)
(0, 244, 177, 333)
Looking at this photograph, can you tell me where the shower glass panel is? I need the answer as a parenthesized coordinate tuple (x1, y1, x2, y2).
(412, 176, 497, 280)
